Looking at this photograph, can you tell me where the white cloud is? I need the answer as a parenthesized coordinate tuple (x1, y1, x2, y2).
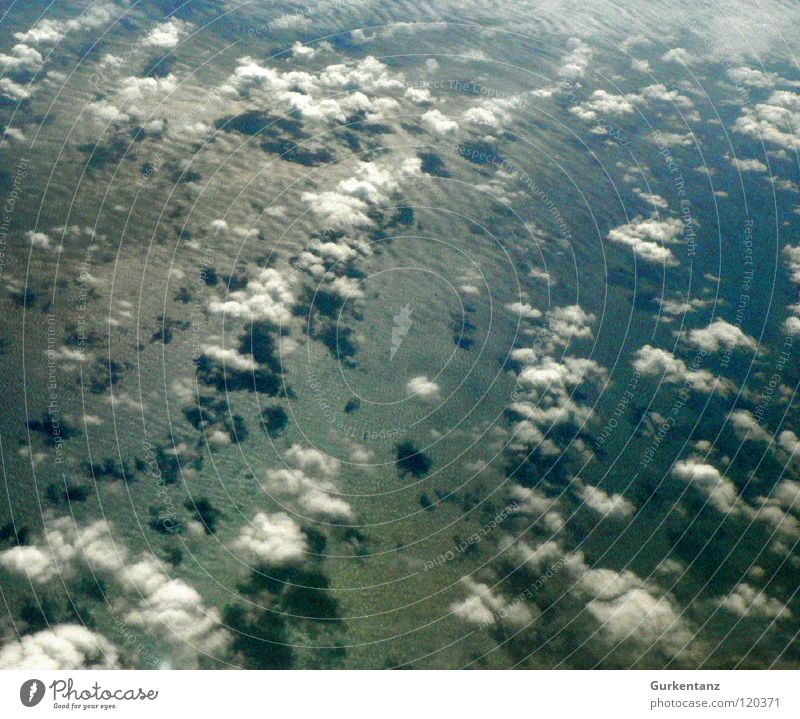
(507, 352, 607, 457)
(233, 512, 308, 566)
(656, 296, 712, 317)
(117, 74, 177, 102)
(728, 66, 776, 89)
(144, 20, 183, 49)
(633, 345, 727, 393)
(0, 519, 229, 667)
(505, 301, 542, 320)
(263, 445, 352, 522)
(0, 43, 43, 72)
(607, 216, 684, 266)
(783, 245, 800, 284)
(302, 159, 420, 232)
(662, 48, 692, 65)
(0, 78, 30, 101)
(0, 625, 119, 669)
(578, 484, 635, 519)
(25, 231, 52, 250)
(302, 191, 371, 230)
(406, 375, 440, 400)
(0, 517, 122, 584)
(720, 583, 790, 619)
(208, 267, 295, 324)
(285, 444, 340, 478)
(546, 304, 595, 346)
(421, 109, 459, 134)
(558, 38, 592, 80)
(734, 91, 800, 151)
(652, 131, 693, 147)
(511, 540, 692, 657)
(14, 20, 66, 44)
(14, 6, 113, 45)
(728, 409, 770, 443)
(672, 459, 741, 514)
(225, 55, 403, 125)
(200, 344, 258, 371)
(124, 573, 230, 665)
(586, 586, 688, 650)
(633, 187, 669, 209)
(291, 41, 326, 58)
(685, 319, 757, 353)
(450, 577, 536, 627)
(86, 99, 131, 125)
(730, 157, 768, 173)
(463, 103, 512, 128)
(779, 430, 800, 458)
(638, 83, 694, 108)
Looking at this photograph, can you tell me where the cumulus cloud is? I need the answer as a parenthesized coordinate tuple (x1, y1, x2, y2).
(0, 77, 30, 101)
(730, 157, 768, 172)
(783, 245, 800, 285)
(224, 55, 403, 124)
(720, 583, 790, 619)
(545, 304, 596, 347)
(117, 74, 178, 102)
(662, 47, 692, 64)
(638, 83, 695, 108)
(571, 89, 635, 122)
(14, 20, 67, 44)
(285, 444, 340, 478)
(728, 409, 771, 443)
(450, 577, 536, 627)
(734, 90, 800, 151)
(263, 445, 352, 522)
(656, 296, 712, 318)
(208, 268, 295, 324)
(506, 301, 542, 320)
(633, 187, 669, 209)
(607, 216, 685, 265)
(302, 158, 420, 233)
(87, 75, 177, 126)
(302, 191, 372, 230)
(672, 459, 741, 514)
(143, 20, 184, 48)
(728, 66, 777, 88)
(558, 38, 592, 81)
(578, 483, 635, 519)
(463, 105, 509, 127)
(507, 353, 607, 456)
(233, 512, 308, 566)
(124, 571, 230, 665)
(0, 518, 229, 667)
(778, 430, 800, 459)
(571, 82, 693, 124)
(13, 5, 113, 46)
(633, 345, 726, 393)
(510, 539, 693, 658)
(200, 344, 258, 372)
(0, 517, 122, 584)
(587, 585, 688, 650)
(290, 41, 331, 58)
(0, 625, 119, 669)
(25, 231, 53, 250)
(755, 474, 800, 548)
(406, 375, 440, 401)
(0, 43, 43, 72)
(421, 109, 459, 134)
(685, 319, 757, 353)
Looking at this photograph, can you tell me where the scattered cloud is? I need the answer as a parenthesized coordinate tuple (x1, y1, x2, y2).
(406, 375, 440, 400)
